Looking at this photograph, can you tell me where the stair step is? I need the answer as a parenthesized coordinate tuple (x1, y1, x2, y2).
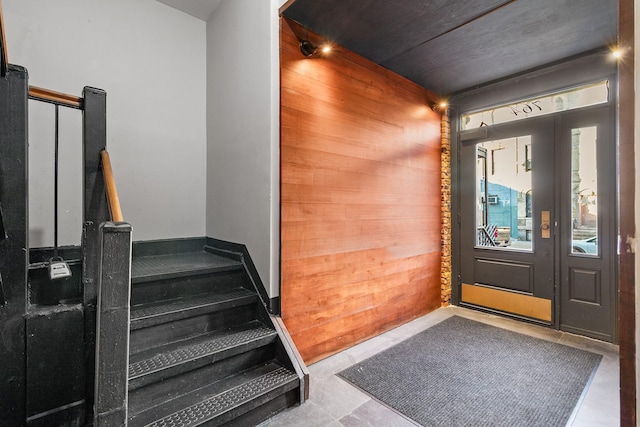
(127, 343, 276, 417)
(123, 245, 302, 426)
(130, 288, 258, 330)
(132, 251, 243, 284)
(129, 363, 299, 427)
(129, 322, 277, 390)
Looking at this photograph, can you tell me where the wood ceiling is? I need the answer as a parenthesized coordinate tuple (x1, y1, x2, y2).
(281, 0, 618, 95)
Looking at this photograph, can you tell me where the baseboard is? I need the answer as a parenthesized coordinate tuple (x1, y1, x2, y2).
(132, 237, 206, 257)
(206, 238, 278, 315)
(269, 296, 281, 315)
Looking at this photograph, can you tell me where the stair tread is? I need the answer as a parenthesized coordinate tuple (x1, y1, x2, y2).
(129, 363, 298, 427)
(130, 288, 258, 328)
(132, 251, 242, 283)
(129, 322, 277, 381)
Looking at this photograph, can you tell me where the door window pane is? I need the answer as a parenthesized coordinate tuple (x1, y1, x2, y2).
(476, 137, 532, 251)
(571, 126, 598, 255)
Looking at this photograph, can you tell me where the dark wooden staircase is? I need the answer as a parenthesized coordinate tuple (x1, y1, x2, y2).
(124, 245, 305, 426)
(0, 18, 306, 422)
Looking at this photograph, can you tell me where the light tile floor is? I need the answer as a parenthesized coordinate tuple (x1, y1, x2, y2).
(259, 306, 619, 427)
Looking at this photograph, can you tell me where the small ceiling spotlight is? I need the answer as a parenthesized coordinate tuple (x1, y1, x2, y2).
(433, 101, 449, 111)
(300, 40, 331, 58)
(299, 40, 317, 57)
(609, 44, 623, 60)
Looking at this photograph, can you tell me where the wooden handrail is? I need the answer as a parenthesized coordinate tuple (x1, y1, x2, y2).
(0, 0, 8, 76)
(100, 150, 123, 222)
(29, 85, 83, 109)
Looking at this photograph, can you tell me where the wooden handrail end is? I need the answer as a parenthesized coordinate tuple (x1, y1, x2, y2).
(0, 0, 8, 76)
(101, 150, 124, 222)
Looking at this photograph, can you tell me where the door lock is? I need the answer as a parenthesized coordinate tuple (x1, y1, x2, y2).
(541, 211, 551, 239)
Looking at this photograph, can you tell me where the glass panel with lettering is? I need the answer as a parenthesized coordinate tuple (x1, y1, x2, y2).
(570, 126, 598, 255)
(476, 137, 533, 251)
(462, 81, 609, 130)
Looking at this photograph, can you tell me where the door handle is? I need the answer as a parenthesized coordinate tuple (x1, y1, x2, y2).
(541, 211, 551, 238)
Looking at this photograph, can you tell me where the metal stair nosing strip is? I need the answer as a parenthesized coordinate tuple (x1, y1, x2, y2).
(128, 325, 278, 389)
(142, 367, 299, 427)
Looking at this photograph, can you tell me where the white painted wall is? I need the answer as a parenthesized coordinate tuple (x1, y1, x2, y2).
(4, 0, 207, 246)
(206, 0, 285, 297)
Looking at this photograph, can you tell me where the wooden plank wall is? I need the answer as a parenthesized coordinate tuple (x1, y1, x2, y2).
(280, 18, 443, 364)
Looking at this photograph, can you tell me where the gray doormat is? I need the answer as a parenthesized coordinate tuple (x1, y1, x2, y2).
(338, 316, 602, 427)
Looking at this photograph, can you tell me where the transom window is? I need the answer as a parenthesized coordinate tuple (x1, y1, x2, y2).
(461, 81, 609, 130)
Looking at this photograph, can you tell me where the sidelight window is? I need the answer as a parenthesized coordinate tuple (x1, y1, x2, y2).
(570, 126, 598, 256)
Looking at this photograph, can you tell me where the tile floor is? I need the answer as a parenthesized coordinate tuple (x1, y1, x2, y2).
(259, 306, 619, 427)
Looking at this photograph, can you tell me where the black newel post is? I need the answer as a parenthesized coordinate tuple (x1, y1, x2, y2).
(0, 65, 29, 425)
(82, 86, 108, 423)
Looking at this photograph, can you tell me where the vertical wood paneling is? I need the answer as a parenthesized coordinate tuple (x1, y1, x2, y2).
(280, 19, 442, 364)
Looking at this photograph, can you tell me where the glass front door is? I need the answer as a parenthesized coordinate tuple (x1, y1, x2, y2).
(460, 117, 555, 323)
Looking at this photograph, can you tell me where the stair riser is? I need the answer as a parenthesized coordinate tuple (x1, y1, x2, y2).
(131, 270, 246, 305)
(129, 334, 278, 390)
(130, 291, 258, 331)
(129, 305, 259, 355)
(128, 344, 277, 417)
(273, 340, 297, 373)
